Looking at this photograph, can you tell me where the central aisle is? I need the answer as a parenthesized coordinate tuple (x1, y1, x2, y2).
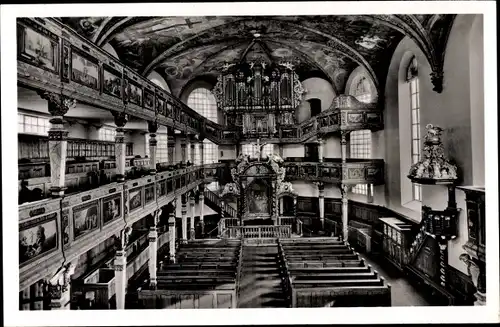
(237, 245, 287, 308)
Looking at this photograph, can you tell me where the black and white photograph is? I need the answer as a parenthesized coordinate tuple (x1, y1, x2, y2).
(2, 1, 498, 326)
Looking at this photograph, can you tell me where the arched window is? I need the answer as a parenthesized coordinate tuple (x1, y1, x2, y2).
(187, 88, 219, 165)
(406, 57, 422, 202)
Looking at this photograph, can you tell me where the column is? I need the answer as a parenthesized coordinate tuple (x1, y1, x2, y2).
(190, 140, 196, 165)
(198, 138, 205, 166)
(318, 182, 325, 229)
(39, 92, 76, 197)
(317, 135, 324, 163)
(114, 227, 131, 310)
(190, 192, 196, 240)
(280, 197, 284, 215)
(340, 131, 348, 164)
(148, 121, 158, 174)
(181, 194, 188, 243)
(340, 131, 349, 242)
(114, 250, 127, 309)
(180, 134, 187, 165)
(278, 144, 284, 158)
(168, 200, 177, 263)
(148, 209, 161, 289)
(175, 132, 184, 164)
(185, 135, 193, 165)
(46, 262, 76, 310)
(199, 184, 205, 235)
(113, 112, 129, 183)
(341, 184, 349, 242)
(236, 143, 241, 158)
(167, 128, 175, 165)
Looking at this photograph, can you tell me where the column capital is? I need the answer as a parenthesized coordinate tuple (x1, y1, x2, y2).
(340, 184, 349, 198)
(115, 226, 132, 251)
(340, 131, 349, 144)
(112, 111, 129, 128)
(45, 261, 76, 309)
(38, 91, 76, 118)
(148, 120, 158, 134)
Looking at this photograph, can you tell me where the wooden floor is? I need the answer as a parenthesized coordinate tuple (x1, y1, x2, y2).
(359, 253, 431, 306)
(237, 246, 288, 308)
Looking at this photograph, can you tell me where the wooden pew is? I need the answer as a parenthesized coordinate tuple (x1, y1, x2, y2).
(292, 284, 391, 307)
(287, 260, 365, 268)
(288, 266, 371, 274)
(158, 270, 236, 277)
(160, 263, 237, 270)
(285, 254, 360, 261)
(285, 248, 353, 257)
(292, 272, 378, 280)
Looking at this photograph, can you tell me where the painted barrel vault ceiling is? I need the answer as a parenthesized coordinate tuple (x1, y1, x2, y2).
(60, 15, 455, 97)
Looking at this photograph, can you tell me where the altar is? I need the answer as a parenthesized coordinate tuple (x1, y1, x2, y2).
(219, 151, 296, 226)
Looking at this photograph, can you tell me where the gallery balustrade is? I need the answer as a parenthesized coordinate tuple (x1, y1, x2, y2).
(18, 165, 205, 290)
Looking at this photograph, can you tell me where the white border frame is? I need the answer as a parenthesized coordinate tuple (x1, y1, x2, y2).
(2, 2, 498, 325)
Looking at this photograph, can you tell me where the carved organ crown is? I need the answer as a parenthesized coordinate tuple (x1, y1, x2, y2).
(213, 61, 304, 137)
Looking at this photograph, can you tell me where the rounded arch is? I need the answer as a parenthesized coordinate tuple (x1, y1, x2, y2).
(147, 71, 171, 94)
(296, 77, 336, 123)
(345, 66, 379, 103)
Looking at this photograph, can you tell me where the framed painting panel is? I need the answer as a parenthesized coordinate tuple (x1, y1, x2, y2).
(71, 49, 99, 90)
(144, 89, 155, 110)
(102, 194, 122, 225)
(73, 200, 99, 239)
(102, 65, 122, 98)
(125, 79, 143, 106)
(145, 184, 155, 204)
(19, 212, 58, 266)
(129, 187, 142, 212)
(17, 20, 59, 73)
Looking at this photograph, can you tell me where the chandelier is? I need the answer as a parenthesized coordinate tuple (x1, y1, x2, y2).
(213, 60, 305, 137)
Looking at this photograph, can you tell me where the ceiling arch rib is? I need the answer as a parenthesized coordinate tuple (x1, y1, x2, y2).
(91, 17, 113, 43)
(95, 17, 153, 47)
(371, 15, 445, 92)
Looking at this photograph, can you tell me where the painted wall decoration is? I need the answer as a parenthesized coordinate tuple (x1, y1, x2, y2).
(103, 66, 122, 98)
(145, 184, 155, 204)
(129, 187, 142, 212)
(71, 50, 99, 90)
(17, 23, 59, 73)
(72, 201, 99, 239)
(19, 212, 58, 265)
(102, 194, 122, 225)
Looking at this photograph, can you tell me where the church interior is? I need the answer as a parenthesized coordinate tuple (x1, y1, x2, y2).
(13, 13, 490, 311)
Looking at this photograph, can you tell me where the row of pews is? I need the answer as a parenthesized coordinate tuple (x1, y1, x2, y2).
(277, 237, 392, 307)
(138, 239, 243, 309)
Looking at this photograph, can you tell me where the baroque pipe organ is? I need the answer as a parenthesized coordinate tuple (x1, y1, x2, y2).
(213, 61, 305, 138)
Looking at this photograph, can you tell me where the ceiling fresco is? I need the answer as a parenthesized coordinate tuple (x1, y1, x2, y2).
(60, 15, 456, 97)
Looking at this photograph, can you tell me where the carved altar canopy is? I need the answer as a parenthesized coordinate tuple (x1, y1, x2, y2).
(220, 153, 296, 224)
